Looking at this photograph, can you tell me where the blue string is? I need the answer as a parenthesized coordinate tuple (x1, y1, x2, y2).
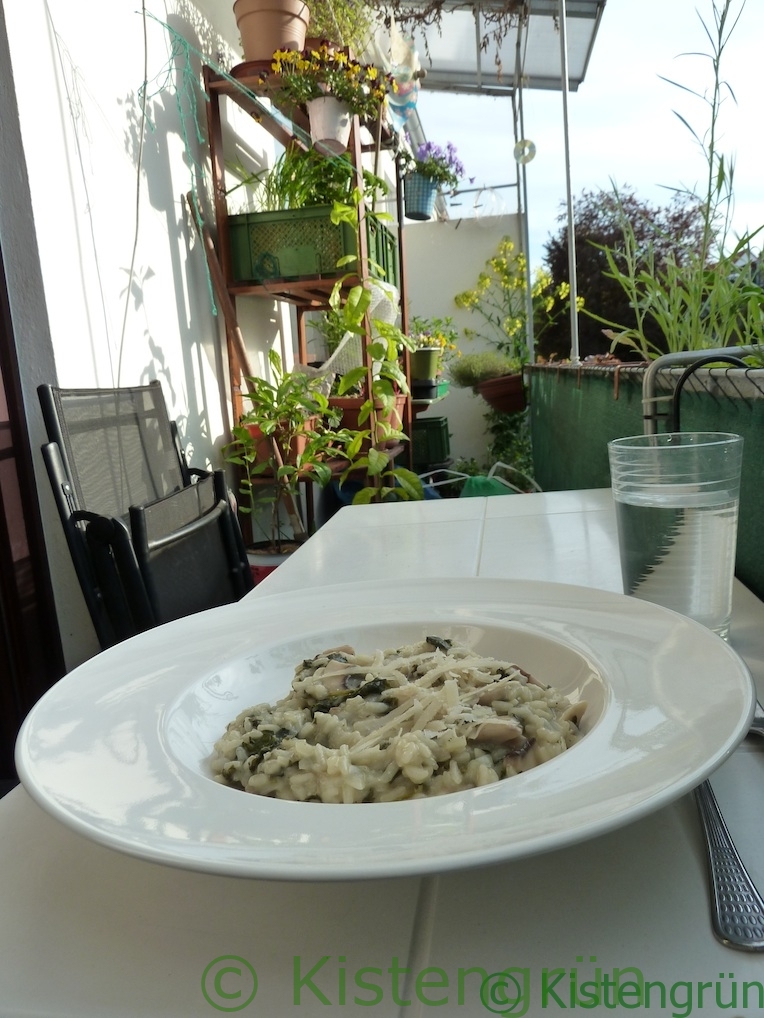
(140, 15, 316, 316)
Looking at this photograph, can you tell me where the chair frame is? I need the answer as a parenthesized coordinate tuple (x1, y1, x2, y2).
(39, 382, 252, 649)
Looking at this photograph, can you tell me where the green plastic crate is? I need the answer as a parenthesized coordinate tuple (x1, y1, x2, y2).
(228, 206, 399, 286)
(366, 216, 399, 289)
(412, 416, 450, 468)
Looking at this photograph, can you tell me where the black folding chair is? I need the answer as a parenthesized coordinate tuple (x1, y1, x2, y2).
(39, 382, 253, 649)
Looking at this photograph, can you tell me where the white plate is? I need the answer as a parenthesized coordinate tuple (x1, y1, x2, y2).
(16, 578, 753, 881)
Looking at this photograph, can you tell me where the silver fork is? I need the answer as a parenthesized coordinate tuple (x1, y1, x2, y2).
(693, 698, 764, 951)
(749, 698, 764, 740)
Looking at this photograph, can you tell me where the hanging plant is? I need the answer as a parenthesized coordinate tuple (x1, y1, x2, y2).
(402, 138, 465, 188)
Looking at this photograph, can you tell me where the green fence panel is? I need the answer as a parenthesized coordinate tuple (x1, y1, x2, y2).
(528, 365, 764, 602)
(528, 366, 645, 491)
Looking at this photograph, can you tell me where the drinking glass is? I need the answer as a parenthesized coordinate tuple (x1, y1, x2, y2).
(607, 432, 744, 640)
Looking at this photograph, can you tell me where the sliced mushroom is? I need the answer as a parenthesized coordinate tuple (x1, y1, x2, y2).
(561, 701, 586, 726)
(505, 737, 534, 758)
(477, 680, 514, 706)
(321, 645, 355, 658)
(467, 716, 524, 744)
(513, 665, 546, 688)
(315, 658, 368, 693)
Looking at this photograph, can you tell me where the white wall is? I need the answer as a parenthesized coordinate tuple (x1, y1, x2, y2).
(403, 214, 523, 465)
(0, 0, 259, 666)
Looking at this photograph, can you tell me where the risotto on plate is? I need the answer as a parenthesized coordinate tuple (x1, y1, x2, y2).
(210, 636, 586, 803)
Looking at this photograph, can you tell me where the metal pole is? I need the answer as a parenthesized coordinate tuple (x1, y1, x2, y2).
(558, 0, 580, 363)
(515, 20, 534, 362)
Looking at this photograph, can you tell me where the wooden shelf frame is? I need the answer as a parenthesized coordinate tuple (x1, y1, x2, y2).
(202, 62, 413, 528)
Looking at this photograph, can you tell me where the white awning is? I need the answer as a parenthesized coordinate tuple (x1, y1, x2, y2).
(379, 0, 606, 96)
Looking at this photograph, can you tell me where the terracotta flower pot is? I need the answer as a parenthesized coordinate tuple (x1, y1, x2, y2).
(476, 373, 526, 413)
(233, 0, 310, 63)
(247, 420, 315, 472)
(329, 393, 406, 453)
(248, 547, 290, 584)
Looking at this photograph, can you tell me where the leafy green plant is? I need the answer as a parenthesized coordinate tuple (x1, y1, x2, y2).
(484, 407, 534, 480)
(590, 193, 764, 358)
(348, 462, 424, 504)
(335, 314, 414, 419)
(314, 281, 423, 504)
(308, 0, 378, 55)
(326, 186, 393, 281)
(309, 271, 378, 357)
(227, 148, 389, 215)
(224, 350, 363, 549)
(540, 187, 708, 361)
(588, 0, 764, 360)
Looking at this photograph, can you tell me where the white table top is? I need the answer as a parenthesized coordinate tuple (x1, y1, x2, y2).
(3, 489, 764, 1017)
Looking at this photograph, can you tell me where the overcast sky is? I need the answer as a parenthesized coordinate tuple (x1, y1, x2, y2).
(413, 0, 763, 266)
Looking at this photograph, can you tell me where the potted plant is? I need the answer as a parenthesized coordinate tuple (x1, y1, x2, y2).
(234, 0, 310, 64)
(226, 150, 398, 285)
(224, 349, 363, 572)
(448, 351, 526, 412)
(453, 235, 578, 413)
(270, 43, 395, 152)
(402, 138, 465, 221)
(408, 314, 461, 397)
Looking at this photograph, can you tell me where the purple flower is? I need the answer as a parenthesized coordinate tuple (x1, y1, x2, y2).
(408, 139, 465, 188)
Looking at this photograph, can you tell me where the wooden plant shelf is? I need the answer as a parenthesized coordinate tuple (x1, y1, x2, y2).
(205, 64, 394, 155)
(227, 274, 365, 306)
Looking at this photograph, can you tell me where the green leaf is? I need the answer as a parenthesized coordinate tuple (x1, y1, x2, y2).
(391, 467, 424, 500)
(380, 361, 408, 390)
(346, 433, 366, 458)
(352, 488, 376, 505)
(366, 447, 387, 475)
(311, 462, 331, 487)
(338, 367, 367, 393)
(343, 284, 372, 326)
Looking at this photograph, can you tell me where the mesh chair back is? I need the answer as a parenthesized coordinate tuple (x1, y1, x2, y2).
(39, 382, 253, 650)
(39, 382, 187, 518)
(129, 473, 250, 624)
